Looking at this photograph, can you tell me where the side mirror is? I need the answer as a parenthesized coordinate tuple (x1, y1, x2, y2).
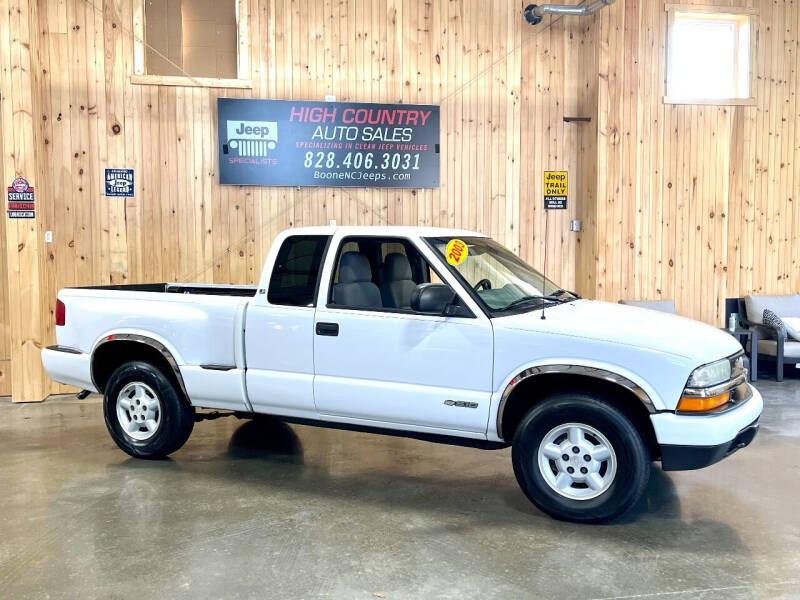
(411, 283, 456, 315)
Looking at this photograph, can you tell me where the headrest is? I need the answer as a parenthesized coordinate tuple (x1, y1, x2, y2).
(382, 253, 412, 281)
(338, 252, 373, 283)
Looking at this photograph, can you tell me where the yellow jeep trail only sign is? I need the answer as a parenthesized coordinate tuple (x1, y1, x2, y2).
(543, 171, 568, 209)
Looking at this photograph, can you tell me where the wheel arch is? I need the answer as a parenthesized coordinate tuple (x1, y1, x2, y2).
(91, 333, 189, 401)
(496, 365, 660, 458)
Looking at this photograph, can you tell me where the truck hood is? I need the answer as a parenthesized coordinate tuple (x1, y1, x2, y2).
(493, 299, 742, 363)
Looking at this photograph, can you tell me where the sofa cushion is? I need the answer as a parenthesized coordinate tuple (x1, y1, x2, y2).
(744, 294, 800, 324)
(757, 339, 800, 359)
(618, 299, 677, 314)
(782, 317, 800, 342)
(763, 309, 788, 341)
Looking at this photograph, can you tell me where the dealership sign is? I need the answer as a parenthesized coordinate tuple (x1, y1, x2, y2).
(218, 98, 440, 188)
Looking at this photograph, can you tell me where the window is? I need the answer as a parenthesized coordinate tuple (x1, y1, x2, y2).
(132, 0, 250, 88)
(267, 236, 329, 307)
(665, 5, 756, 105)
(328, 237, 455, 312)
(426, 237, 575, 315)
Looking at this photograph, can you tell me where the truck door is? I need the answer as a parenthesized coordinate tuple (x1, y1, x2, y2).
(312, 235, 494, 436)
(245, 234, 330, 417)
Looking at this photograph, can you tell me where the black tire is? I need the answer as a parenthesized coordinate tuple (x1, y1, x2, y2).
(512, 391, 650, 523)
(103, 360, 194, 459)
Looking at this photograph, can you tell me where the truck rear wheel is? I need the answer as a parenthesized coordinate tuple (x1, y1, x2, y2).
(103, 360, 194, 459)
(511, 391, 650, 523)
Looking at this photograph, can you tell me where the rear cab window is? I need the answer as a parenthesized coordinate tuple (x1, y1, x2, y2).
(267, 235, 330, 307)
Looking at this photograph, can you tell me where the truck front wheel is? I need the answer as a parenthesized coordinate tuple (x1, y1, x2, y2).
(103, 361, 194, 459)
(511, 391, 650, 523)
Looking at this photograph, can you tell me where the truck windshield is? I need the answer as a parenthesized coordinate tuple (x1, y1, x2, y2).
(425, 237, 576, 314)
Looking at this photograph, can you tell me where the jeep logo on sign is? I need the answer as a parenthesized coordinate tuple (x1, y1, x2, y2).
(225, 120, 278, 157)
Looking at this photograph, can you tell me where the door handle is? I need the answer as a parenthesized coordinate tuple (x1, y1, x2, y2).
(316, 322, 339, 336)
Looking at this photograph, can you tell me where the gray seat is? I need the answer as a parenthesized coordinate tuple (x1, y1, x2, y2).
(741, 294, 800, 381)
(379, 253, 417, 309)
(744, 294, 800, 325)
(332, 252, 382, 308)
(618, 299, 676, 314)
(757, 339, 800, 359)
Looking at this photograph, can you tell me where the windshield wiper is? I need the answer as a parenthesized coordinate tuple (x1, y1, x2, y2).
(550, 288, 580, 301)
(496, 295, 567, 312)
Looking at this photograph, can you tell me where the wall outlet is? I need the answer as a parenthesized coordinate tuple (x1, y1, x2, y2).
(44, 230, 53, 243)
(570, 219, 581, 232)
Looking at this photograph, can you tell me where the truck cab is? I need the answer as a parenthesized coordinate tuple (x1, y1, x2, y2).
(247, 227, 495, 436)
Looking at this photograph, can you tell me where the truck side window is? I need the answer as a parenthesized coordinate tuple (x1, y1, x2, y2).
(268, 235, 330, 307)
(329, 236, 452, 312)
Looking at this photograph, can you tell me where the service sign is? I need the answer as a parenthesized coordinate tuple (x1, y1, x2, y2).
(218, 98, 440, 188)
(7, 177, 35, 219)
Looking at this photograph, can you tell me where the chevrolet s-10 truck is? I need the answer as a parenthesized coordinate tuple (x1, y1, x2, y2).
(42, 226, 762, 523)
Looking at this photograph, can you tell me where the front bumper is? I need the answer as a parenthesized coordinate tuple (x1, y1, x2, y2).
(651, 384, 763, 471)
(659, 418, 759, 470)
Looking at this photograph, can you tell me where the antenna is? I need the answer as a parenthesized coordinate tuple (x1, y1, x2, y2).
(541, 210, 549, 320)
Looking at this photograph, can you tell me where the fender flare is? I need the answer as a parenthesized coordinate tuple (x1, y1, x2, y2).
(495, 364, 657, 440)
(91, 333, 189, 398)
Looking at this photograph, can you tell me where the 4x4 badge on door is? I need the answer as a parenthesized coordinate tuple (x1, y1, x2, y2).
(444, 399, 478, 409)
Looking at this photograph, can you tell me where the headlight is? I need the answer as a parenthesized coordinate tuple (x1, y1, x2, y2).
(678, 355, 745, 413)
(687, 358, 731, 388)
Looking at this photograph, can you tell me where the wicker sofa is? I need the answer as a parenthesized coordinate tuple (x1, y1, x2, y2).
(739, 294, 800, 381)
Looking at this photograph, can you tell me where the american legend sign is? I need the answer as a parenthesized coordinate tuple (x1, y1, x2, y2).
(105, 168, 135, 197)
(7, 177, 35, 219)
(218, 98, 440, 188)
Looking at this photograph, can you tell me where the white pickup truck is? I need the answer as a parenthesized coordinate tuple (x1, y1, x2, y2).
(42, 226, 762, 523)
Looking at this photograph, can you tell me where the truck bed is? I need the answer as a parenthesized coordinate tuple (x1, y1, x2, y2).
(55, 285, 252, 369)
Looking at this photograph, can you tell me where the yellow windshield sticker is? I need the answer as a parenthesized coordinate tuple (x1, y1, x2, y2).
(446, 239, 468, 266)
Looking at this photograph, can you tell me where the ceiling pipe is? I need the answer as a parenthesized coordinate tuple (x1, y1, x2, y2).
(524, 0, 616, 25)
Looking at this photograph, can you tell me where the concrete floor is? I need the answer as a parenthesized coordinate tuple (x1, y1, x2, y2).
(1, 378, 799, 600)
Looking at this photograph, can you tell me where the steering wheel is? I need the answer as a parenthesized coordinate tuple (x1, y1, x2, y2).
(473, 278, 492, 292)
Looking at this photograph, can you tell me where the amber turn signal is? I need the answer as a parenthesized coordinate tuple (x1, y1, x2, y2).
(677, 391, 730, 413)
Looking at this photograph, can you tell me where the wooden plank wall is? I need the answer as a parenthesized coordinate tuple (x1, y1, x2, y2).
(592, 0, 799, 324)
(0, 43, 9, 394)
(0, 0, 47, 399)
(0, 0, 590, 400)
(2, 0, 795, 401)
(570, 14, 600, 299)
